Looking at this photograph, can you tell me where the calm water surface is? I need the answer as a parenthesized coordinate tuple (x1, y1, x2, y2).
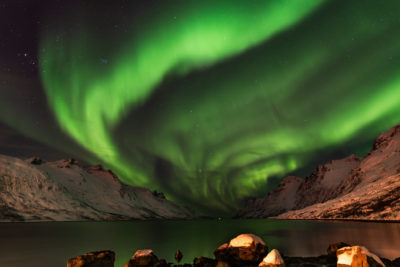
(0, 219, 399, 267)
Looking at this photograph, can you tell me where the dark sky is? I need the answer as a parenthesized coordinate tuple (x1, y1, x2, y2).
(1, 0, 400, 215)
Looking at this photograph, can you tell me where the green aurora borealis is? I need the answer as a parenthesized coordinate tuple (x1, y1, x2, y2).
(36, 0, 400, 214)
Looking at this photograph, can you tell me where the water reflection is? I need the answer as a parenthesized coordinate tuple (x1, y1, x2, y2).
(0, 219, 399, 266)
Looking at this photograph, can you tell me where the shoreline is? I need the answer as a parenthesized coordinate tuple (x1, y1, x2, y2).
(1, 217, 400, 223)
(67, 233, 399, 267)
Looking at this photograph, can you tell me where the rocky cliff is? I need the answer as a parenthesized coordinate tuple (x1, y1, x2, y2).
(238, 125, 400, 220)
(0, 155, 195, 221)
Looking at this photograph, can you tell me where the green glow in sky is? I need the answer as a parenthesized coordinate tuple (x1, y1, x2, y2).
(39, 0, 400, 214)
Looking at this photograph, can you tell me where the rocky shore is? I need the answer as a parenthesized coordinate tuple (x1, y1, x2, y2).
(66, 233, 399, 267)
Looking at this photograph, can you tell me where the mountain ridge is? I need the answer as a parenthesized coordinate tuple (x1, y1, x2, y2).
(0, 155, 195, 221)
(237, 124, 400, 220)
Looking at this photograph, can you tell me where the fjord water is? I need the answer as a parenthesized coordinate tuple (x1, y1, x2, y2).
(1, 219, 399, 267)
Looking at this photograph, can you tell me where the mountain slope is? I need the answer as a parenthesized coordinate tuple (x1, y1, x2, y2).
(236, 176, 303, 218)
(0, 155, 195, 221)
(238, 124, 400, 220)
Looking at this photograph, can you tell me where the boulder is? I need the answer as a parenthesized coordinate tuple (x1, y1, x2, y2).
(379, 258, 393, 267)
(154, 259, 169, 267)
(392, 257, 400, 266)
(214, 234, 268, 265)
(175, 250, 183, 263)
(66, 250, 115, 267)
(327, 242, 350, 256)
(284, 255, 336, 266)
(259, 249, 285, 267)
(337, 246, 385, 267)
(193, 256, 217, 267)
(123, 249, 159, 267)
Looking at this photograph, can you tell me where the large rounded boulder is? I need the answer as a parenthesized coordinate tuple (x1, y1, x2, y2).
(214, 233, 268, 265)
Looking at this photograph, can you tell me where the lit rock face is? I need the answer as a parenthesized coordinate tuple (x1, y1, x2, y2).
(239, 124, 400, 220)
(214, 234, 268, 265)
(229, 234, 266, 248)
(66, 250, 115, 267)
(123, 249, 159, 267)
(259, 249, 285, 267)
(0, 155, 195, 221)
(337, 246, 385, 267)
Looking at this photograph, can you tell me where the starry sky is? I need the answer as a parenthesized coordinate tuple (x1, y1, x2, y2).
(1, 0, 400, 215)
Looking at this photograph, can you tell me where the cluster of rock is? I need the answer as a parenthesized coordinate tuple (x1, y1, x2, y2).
(238, 124, 400, 220)
(67, 233, 399, 267)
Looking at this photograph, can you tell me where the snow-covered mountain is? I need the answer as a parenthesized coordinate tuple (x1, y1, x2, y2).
(238, 125, 400, 220)
(236, 176, 303, 218)
(0, 155, 195, 221)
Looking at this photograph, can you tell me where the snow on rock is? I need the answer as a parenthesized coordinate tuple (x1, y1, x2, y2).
(229, 234, 266, 247)
(259, 249, 285, 267)
(337, 246, 385, 267)
(294, 154, 361, 210)
(0, 154, 195, 221)
(238, 155, 360, 218)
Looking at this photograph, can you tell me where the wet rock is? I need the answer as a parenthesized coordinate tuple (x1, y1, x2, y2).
(66, 250, 115, 267)
(154, 259, 170, 267)
(327, 242, 350, 256)
(216, 262, 230, 267)
(175, 250, 183, 263)
(214, 234, 268, 265)
(193, 256, 217, 267)
(337, 246, 385, 267)
(284, 255, 336, 267)
(123, 249, 159, 267)
(392, 257, 400, 266)
(259, 249, 285, 267)
(380, 258, 393, 267)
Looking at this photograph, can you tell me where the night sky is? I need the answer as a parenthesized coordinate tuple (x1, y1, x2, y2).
(1, 0, 400, 215)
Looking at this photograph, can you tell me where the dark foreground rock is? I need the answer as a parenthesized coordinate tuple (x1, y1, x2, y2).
(123, 249, 159, 267)
(67, 235, 400, 267)
(175, 250, 183, 263)
(67, 250, 115, 267)
(327, 242, 350, 256)
(193, 256, 217, 267)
